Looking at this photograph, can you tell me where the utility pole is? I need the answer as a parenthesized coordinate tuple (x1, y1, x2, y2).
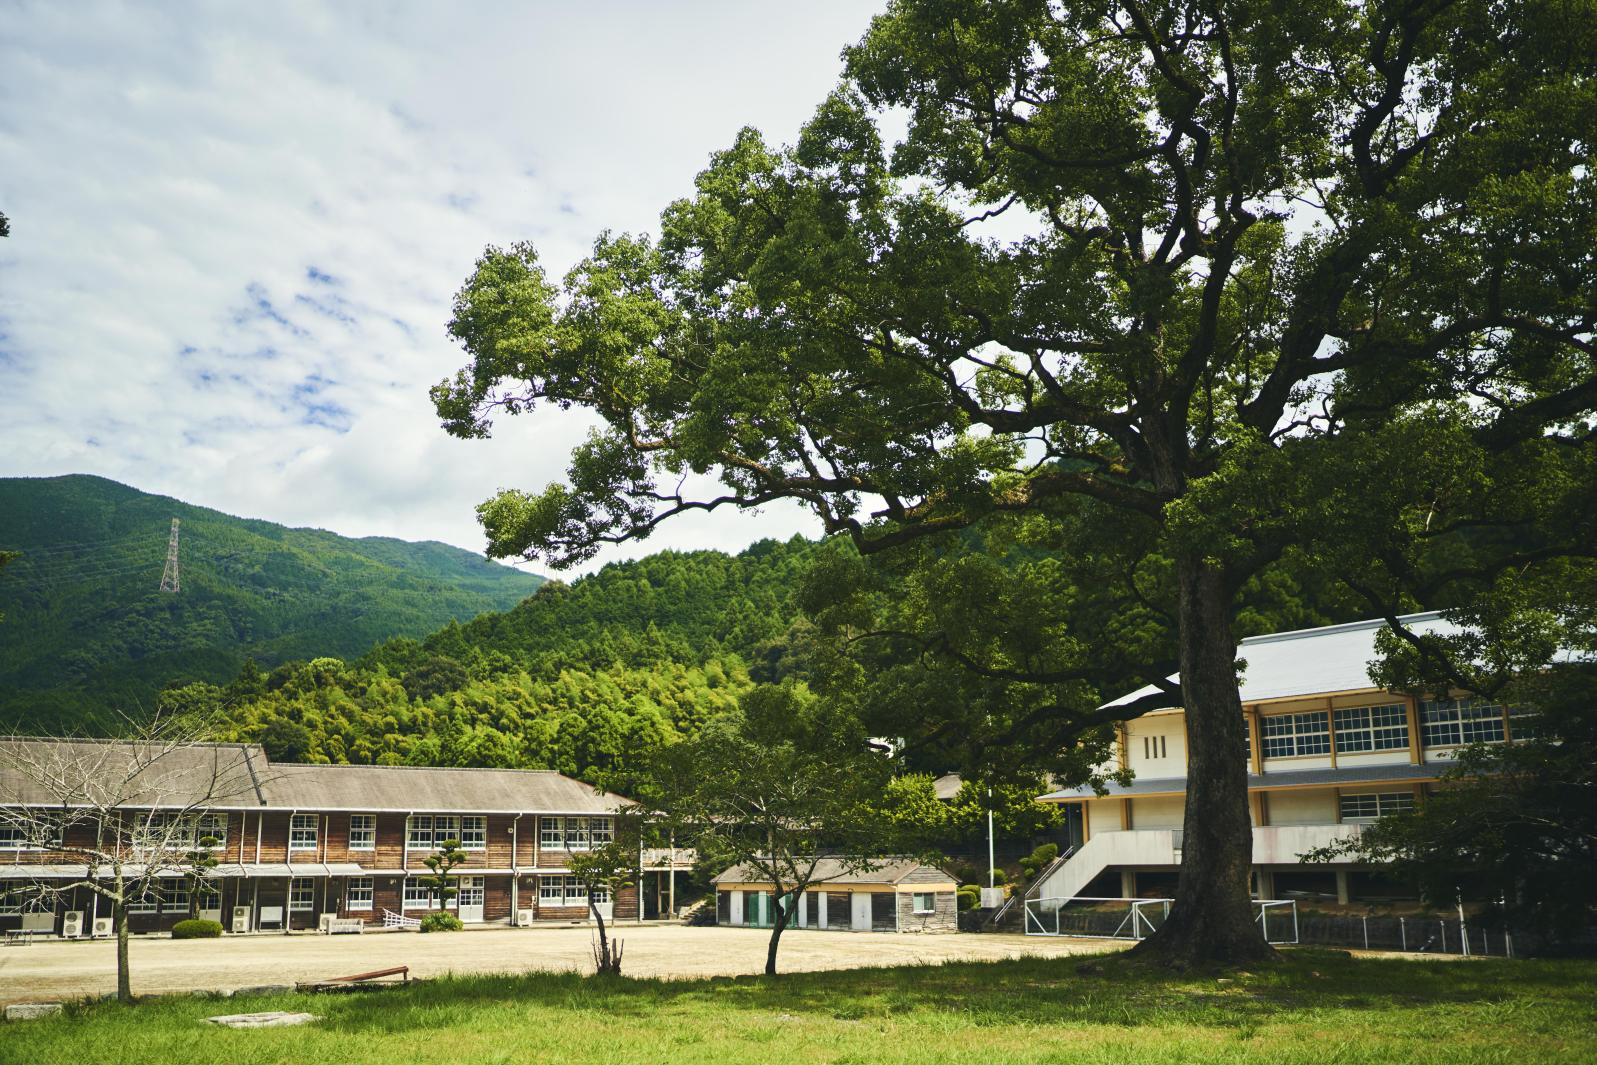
(158, 518, 181, 593)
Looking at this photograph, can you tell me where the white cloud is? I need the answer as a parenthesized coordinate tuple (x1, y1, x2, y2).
(0, 0, 876, 571)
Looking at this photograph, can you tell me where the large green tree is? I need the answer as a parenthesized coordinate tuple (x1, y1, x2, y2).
(436, 0, 1597, 964)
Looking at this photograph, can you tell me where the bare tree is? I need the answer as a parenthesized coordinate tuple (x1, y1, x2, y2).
(0, 718, 264, 1002)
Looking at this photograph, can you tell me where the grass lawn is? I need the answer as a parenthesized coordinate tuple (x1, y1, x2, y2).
(4, 950, 1594, 1064)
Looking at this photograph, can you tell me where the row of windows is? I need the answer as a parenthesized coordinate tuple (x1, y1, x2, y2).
(538, 875, 608, 906)
(538, 817, 614, 852)
(1, 813, 615, 852)
(1338, 792, 1416, 821)
(1237, 698, 1527, 761)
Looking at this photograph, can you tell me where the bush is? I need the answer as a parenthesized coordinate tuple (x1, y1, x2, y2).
(989, 868, 1006, 886)
(419, 912, 464, 933)
(956, 887, 980, 911)
(1019, 843, 1060, 881)
(171, 918, 223, 939)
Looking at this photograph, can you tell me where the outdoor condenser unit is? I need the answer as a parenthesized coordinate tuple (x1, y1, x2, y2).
(91, 916, 114, 938)
(61, 911, 84, 938)
(232, 906, 252, 934)
(516, 909, 535, 927)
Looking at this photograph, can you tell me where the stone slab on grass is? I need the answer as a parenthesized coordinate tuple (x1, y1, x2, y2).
(230, 984, 294, 997)
(5, 1003, 64, 1021)
(204, 1011, 319, 1028)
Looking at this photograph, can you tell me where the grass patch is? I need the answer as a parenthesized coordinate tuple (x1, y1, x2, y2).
(4, 950, 1595, 1064)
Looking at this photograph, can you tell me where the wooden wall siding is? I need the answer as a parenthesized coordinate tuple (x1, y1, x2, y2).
(483, 816, 515, 867)
(482, 876, 512, 921)
(256, 814, 290, 863)
(372, 813, 407, 868)
(895, 891, 958, 933)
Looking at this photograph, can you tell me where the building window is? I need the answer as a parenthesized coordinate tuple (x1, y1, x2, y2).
(289, 877, 316, 912)
(160, 879, 191, 914)
(1261, 711, 1331, 758)
(407, 815, 463, 849)
(1339, 792, 1416, 821)
(0, 814, 62, 849)
(538, 875, 591, 905)
(459, 816, 487, 850)
(912, 892, 935, 914)
(289, 813, 318, 851)
(539, 817, 611, 851)
(1333, 704, 1410, 754)
(403, 878, 452, 909)
(1420, 698, 1507, 747)
(1141, 735, 1168, 759)
(348, 814, 375, 850)
(126, 885, 159, 914)
(0, 879, 51, 915)
(346, 877, 373, 911)
(196, 813, 228, 848)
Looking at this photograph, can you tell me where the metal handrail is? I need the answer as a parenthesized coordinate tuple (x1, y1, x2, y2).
(985, 845, 1076, 929)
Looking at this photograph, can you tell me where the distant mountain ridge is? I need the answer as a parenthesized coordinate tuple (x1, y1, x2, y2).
(0, 474, 543, 730)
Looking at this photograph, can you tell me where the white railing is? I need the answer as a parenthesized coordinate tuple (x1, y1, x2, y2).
(1025, 896, 1298, 943)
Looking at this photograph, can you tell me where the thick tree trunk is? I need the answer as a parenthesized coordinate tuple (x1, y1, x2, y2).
(1129, 556, 1277, 967)
(114, 896, 132, 1002)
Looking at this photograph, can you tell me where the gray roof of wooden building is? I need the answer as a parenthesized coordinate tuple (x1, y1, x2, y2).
(712, 857, 957, 887)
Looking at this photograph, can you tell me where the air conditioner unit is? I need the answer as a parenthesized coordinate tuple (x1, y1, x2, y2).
(318, 912, 339, 933)
(92, 917, 114, 938)
(231, 906, 252, 934)
(516, 909, 535, 927)
(62, 911, 85, 938)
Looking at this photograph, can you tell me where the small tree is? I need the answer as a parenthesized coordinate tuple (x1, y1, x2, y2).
(183, 835, 221, 918)
(637, 684, 902, 976)
(567, 813, 642, 975)
(0, 719, 262, 1002)
(419, 838, 468, 915)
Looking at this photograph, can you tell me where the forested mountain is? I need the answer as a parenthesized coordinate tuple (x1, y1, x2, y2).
(0, 475, 543, 730)
(163, 538, 826, 789)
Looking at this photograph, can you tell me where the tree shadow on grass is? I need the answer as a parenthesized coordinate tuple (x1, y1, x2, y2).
(313, 951, 1597, 1038)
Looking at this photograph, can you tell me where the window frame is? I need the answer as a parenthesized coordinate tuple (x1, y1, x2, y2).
(289, 813, 319, 852)
(1332, 704, 1410, 754)
(1420, 698, 1508, 748)
(911, 891, 936, 914)
(459, 815, 487, 850)
(1260, 711, 1332, 759)
(348, 814, 376, 850)
(288, 877, 316, 912)
(345, 876, 374, 911)
(1338, 791, 1417, 822)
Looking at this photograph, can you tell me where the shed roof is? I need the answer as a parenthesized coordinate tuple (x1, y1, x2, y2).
(711, 857, 957, 886)
(1102, 611, 1462, 710)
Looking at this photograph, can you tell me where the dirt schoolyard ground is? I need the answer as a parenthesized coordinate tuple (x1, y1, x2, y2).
(0, 924, 1121, 1004)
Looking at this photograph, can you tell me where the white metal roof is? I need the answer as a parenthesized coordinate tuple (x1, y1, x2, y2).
(1102, 611, 1459, 710)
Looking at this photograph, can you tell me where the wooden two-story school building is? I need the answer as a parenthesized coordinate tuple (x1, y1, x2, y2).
(0, 739, 683, 936)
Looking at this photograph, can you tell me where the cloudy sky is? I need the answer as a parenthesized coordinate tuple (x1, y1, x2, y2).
(0, 1, 879, 573)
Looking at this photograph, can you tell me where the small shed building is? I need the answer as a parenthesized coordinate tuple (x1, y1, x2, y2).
(711, 858, 958, 933)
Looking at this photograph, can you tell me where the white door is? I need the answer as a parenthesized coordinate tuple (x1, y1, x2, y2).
(458, 876, 485, 923)
(592, 892, 614, 921)
(198, 888, 222, 924)
(850, 892, 872, 931)
(817, 891, 829, 930)
(729, 891, 744, 926)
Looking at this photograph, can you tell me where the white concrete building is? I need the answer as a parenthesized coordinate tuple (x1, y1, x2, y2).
(1032, 612, 1535, 906)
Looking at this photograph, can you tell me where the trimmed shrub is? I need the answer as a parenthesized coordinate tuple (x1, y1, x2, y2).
(956, 887, 980, 911)
(1019, 843, 1060, 881)
(419, 911, 464, 933)
(171, 918, 223, 939)
(989, 868, 1006, 886)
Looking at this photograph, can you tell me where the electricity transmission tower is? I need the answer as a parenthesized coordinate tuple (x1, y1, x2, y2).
(158, 518, 181, 593)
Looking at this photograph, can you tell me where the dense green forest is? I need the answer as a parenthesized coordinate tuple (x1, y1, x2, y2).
(0, 475, 542, 730)
(162, 538, 825, 790)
